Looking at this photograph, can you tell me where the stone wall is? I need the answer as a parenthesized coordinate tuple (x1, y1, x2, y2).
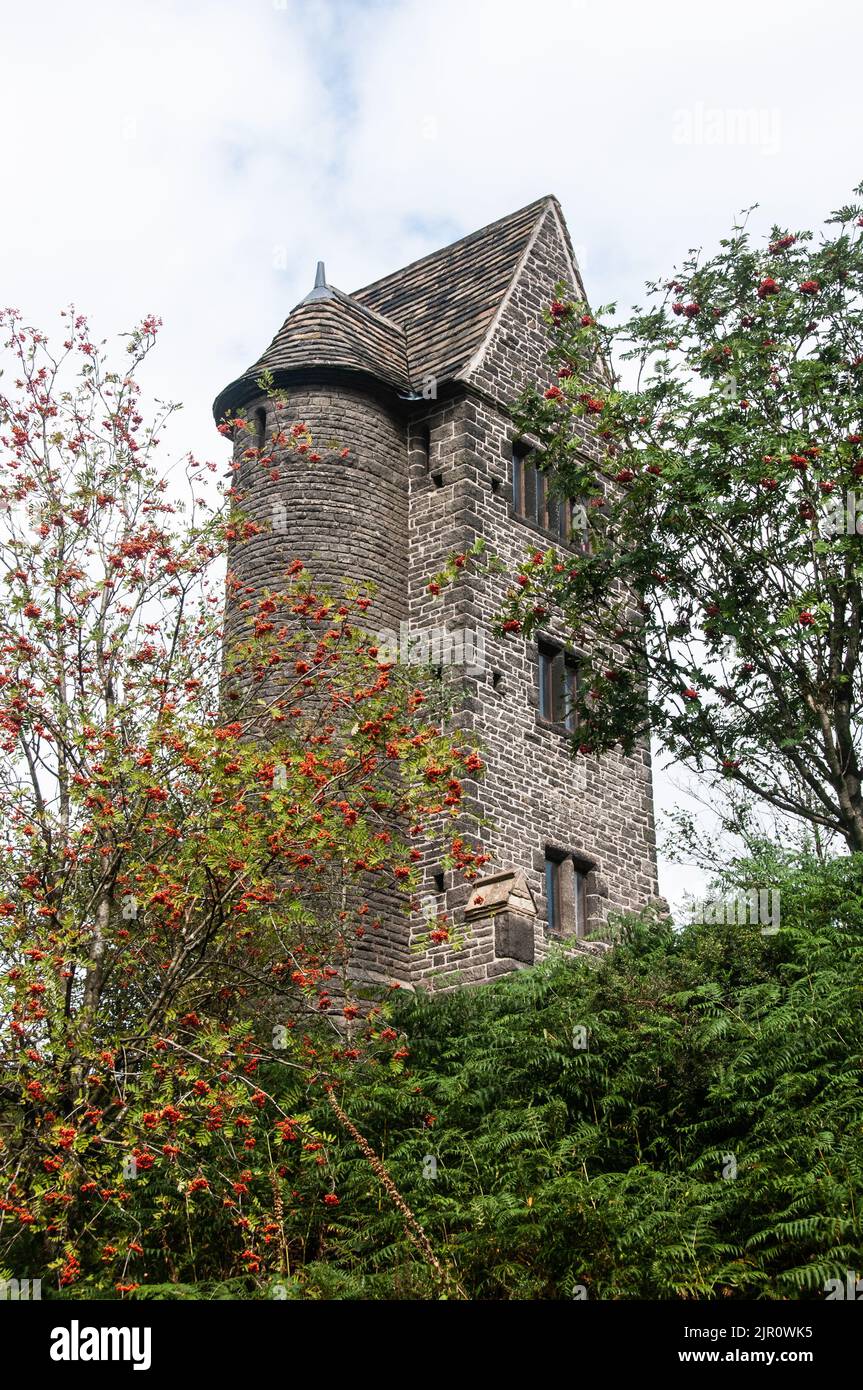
(223, 382, 416, 987)
(225, 384, 409, 641)
(404, 389, 659, 991)
(404, 204, 660, 989)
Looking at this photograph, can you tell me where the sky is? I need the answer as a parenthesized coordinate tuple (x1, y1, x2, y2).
(2, 0, 860, 910)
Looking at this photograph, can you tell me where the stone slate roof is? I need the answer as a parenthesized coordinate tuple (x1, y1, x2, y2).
(213, 196, 562, 420)
(352, 195, 555, 385)
(213, 288, 410, 419)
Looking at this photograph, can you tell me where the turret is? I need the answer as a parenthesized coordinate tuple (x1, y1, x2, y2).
(213, 263, 412, 638)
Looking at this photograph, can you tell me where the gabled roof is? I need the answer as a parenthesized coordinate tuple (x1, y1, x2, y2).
(213, 196, 572, 421)
(352, 196, 558, 385)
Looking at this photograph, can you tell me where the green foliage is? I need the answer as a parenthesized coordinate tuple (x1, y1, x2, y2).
(287, 853, 862, 1299)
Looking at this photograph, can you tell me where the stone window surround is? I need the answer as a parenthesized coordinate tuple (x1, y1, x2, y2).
(533, 630, 587, 741)
(512, 442, 573, 540)
(509, 437, 593, 552)
(537, 636, 580, 734)
(535, 843, 605, 940)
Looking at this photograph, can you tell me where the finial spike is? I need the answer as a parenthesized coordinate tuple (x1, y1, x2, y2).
(301, 260, 333, 304)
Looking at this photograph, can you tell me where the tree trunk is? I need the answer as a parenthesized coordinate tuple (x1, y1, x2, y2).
(82, 892, 112, 1018)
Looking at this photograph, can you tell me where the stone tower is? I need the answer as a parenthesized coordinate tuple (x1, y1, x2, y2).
(213, 196, 660, 991)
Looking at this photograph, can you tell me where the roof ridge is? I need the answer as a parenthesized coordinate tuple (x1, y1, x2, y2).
(351, 195, 555, 301)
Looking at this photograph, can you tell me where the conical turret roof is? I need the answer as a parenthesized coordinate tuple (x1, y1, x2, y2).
(213, 270, 410, 420)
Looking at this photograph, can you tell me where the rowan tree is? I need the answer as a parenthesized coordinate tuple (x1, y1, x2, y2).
(499, 185, 863, 851)
(0, 310, 481, 1296)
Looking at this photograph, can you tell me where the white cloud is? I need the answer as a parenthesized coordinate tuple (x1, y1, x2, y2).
(2, 0, 858, 906)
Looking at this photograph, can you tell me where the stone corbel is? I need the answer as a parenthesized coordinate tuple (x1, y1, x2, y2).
(465, 868, 537, 964)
